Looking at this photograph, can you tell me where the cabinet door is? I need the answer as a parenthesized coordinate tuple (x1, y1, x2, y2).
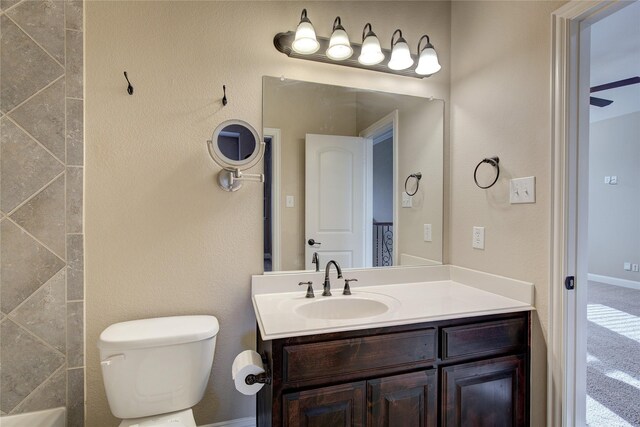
(283, 381, 366, 427)
(368, 370, 437, 427)
(442, 355, 526, 427)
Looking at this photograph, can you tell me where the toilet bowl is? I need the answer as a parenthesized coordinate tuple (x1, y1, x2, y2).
(98, 315, 219, 427)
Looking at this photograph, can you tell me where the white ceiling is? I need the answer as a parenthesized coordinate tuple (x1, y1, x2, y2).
(590, 1, 640, 123)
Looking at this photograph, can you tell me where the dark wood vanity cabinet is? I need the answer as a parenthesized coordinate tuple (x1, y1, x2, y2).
(257, 311, 530, 427)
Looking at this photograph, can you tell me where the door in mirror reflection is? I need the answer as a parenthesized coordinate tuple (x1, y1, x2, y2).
(305, 134, 371, 270)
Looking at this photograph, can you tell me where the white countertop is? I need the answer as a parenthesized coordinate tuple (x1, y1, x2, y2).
(252, 265, 534, 340)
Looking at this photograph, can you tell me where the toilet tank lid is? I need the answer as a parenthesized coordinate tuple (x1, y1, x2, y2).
(98, 315, 219, 351)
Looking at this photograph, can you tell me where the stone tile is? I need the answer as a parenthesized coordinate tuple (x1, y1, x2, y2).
(66, 167, 83, 234)
(9, 269, 66, 352)
(66, 98, 83, 166)
(8, 78, 65, 162)
(67, 368, 84, 427)
(66, 301, 83, 368)
(10, 366, 66, 414)
(0, 320, 65, 413)
(9, 175, 65, 258)
(7, 0, 65, 64)
(64, 0, 82, 31)
(67, 235, 83, 300)
(0, 220, 65, 313)
(0, 0, 22, 11)
(0, 118, 64, 213)
(0, 15, 64, 112)
(65, 29, 83, 99)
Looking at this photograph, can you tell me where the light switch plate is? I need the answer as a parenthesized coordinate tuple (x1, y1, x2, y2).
(604, 176, 611, 184)
(610, 175, 618, 185)
(472, 226, 485, 250)
(510, 177, 536, 204)
(286, 195, 294, 208)
(423, 224, 432, 242)
(402, 192, 413, 208)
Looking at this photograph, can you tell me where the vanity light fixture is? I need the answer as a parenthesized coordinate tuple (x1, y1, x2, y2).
(292, 9, 320, 54)
(326, 17, 353, 61)
(358, 23, 385, 66)
(415, 35, 441, 76)
(388, 29, 414, 71)
(274, 10, 442, 79)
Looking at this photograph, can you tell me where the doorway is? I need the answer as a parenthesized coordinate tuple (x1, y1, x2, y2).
(550, 1, 640, 426)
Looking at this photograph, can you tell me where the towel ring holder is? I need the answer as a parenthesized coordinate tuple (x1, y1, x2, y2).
(404, 172, 422, 196)
(473, 157, 500, 189)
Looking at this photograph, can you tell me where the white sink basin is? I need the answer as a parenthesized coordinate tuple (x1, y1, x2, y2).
(295, 295, 392, 320)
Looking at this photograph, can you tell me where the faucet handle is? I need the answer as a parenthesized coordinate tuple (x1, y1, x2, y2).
(343, 278, 358, 295)
(299, 281, 314, 298)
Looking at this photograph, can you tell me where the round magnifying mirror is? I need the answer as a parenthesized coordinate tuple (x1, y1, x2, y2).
(207, 119, 265, 192)
(208, 119, 263, 171)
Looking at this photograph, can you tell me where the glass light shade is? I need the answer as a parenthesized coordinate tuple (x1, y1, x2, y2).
(358, 34, 385, 65)
(415, 46, 441, 75)
(388, 40, 413, 70)
(292, 21, 319, 54)
(326, 28, 353, 61)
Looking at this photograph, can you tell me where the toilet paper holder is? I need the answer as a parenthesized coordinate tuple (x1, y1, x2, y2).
(244, 353, 271, 386)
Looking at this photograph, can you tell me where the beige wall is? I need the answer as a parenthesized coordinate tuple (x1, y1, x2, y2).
(450, 2, 565, 425)
(85, 1, 450, 425)
(263, 80, 358, 271)
(588, 112, 640, 282)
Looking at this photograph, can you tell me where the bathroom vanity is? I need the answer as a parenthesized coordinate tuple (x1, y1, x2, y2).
(251, 266, 534, 427)
(257, 311, 529, 427)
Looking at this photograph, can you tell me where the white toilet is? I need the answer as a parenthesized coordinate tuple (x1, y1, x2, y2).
(98, 315, 220, 427)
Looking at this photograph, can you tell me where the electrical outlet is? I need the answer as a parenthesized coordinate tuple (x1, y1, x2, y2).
(402, 192, 413, 208)
(610, 176, 618, 185)
(423, 224, 432, 242)
(510, 177, 536, 204)
(472, 226, 485, 250)
(604, 176, 611, 184)
(286, 195, 294, 208)
(624, 262, 631, 271)
(633, 264, 639, 272)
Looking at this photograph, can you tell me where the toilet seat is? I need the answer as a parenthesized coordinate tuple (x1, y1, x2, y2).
(118, 408, 196, 427)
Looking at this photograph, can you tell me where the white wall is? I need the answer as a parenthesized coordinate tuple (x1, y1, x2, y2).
(588, 112, 640, 283)
(85, 2, 450, 425)
(450, 2, 564, 425)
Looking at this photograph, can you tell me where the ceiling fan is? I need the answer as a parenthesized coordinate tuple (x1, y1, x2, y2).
(590, 76, 640, 107)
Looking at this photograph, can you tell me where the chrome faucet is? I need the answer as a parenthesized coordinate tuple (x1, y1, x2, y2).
(323, 260, 342, 296)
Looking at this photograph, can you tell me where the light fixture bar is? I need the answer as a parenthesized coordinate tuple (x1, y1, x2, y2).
(274, 31, 426, 79)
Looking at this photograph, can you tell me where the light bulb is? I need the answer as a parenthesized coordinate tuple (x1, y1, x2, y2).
(388, 30, 413, 71)
(415, 35, 441, 75)
(358, 23, 385, 66)
(292, 9, 319, 54)
(326, 17, 353, 61)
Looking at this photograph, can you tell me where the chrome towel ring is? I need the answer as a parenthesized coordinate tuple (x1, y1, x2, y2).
(404, 172, 422, 196)
(473, 157, 500, 189)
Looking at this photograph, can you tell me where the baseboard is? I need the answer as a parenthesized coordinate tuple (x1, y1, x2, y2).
(200, 417, 256, 427)
(588, 273, 640, 290)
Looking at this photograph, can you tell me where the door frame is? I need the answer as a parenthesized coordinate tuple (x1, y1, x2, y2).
(549, 1, 630, 425)
(264, 127, 281, 271)
(359, 110, 399, 266)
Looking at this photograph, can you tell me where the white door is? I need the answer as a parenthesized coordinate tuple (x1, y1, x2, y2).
(305, 134, 371, 269)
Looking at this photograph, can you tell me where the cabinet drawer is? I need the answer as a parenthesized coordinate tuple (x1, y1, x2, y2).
(441, 317, 526, 361)
(283, 329, 436, 384)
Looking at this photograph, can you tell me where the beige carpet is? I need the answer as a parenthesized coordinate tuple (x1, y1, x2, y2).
(587, 281, 640, 427)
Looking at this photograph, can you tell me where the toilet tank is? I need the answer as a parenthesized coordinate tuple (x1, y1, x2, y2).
(98, 315, 219, 419)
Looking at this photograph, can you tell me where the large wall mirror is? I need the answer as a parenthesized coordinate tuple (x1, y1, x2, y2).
(263, 77, 444, 272)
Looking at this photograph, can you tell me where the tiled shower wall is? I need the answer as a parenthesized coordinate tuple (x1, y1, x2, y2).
(0, 0, 84, 425)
